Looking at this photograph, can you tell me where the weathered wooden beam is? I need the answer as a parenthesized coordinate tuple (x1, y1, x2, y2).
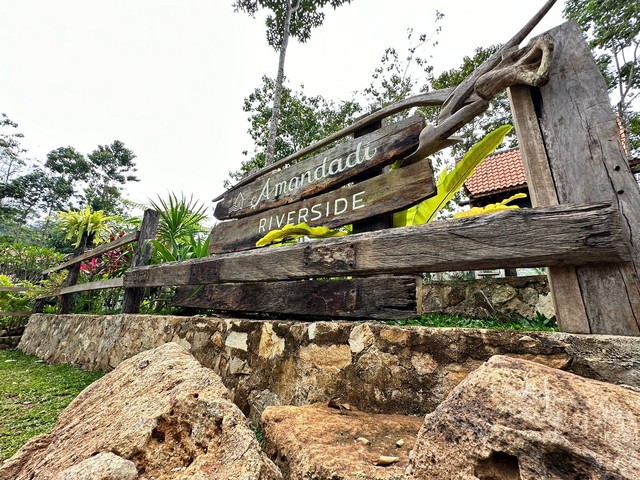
(209, 158, 436, 253)
(0, 286, 29, 292)
(122, 209, 160, 314)
(43, 231, 139, 275)
(0, 311, 31, 317)
(54, 277, 124, 296)
(508, 84, 590, 334)
(215, 116, 424, 220)
(173, 276, 417, 320)
(532, 22, 640, 336)
(126, 203, 628, 287)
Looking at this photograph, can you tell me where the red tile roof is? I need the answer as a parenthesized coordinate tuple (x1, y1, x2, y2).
(464, 147, 527, 198)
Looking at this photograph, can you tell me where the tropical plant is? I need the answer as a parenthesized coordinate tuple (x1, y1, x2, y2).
(256, 222, 346, 247)
(393, 125, 512, 227)
(148, 193, 210, 263)
(55, 206, 119, 248)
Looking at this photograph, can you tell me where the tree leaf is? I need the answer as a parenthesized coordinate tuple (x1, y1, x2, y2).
(396, 124, 512, 227)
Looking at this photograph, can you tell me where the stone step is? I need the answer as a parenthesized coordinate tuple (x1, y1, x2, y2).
(262, 403, 423, 480)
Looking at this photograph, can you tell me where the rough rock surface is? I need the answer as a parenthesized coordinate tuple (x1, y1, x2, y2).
(407, 355, 640, 479)
(54, 452, 138, 480)
(1, 343, 281, 480)
(419, 275, 552, 320)
(19, 314, 640, 417)
(262, 403, 423, 479)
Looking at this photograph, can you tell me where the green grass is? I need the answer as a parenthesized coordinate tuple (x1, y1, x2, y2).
(388, 313, 557, 331)
(0, 349, 102, 461)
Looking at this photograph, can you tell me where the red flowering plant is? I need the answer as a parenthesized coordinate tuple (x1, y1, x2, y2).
(79, 230, 134, 282)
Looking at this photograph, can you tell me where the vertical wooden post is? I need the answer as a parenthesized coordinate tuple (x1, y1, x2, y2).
(57, 233, 88, 314)
(122, 209, 160, 314)
(509, 22, 640, 335)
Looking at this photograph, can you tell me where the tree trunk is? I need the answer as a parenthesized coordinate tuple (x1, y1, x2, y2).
(265, 0, 300, 166)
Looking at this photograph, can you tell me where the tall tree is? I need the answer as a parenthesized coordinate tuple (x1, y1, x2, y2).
(0, 114, 27, 209)
(564, 0, 640, 157)
(233, 0, 353, 166)
(228, 75, 361, 186)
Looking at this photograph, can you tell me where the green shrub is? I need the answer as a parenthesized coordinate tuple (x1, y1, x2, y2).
(0, 243, 64, 283)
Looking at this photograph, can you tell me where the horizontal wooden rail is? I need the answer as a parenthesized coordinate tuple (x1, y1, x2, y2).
(0, 286, 29, 292)
(0, 311, 31, 317)
(126, 203, 629, 287)
(52, 277, 125, 296)
(43, 232, 139, 275)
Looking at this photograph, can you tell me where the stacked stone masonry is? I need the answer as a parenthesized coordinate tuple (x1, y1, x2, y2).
(19, 314, 640, 420)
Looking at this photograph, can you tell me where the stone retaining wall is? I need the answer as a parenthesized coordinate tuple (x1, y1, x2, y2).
(420, 275, 553, 320)
(19, 314, 640, 421)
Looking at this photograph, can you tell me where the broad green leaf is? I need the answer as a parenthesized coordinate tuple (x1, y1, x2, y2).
(453, 193, 527, 219)
(256, 222, 346, 248)
(397, 124, 513, 227)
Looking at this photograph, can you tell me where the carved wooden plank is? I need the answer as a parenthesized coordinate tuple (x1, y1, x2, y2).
(0, 311, 31, 317)
(507, 84, 590, 334)
(209, 158, 436, 253)
(534, 22, 640, 335)
(126, 203, 629, 287)
(54, 277, 124, 296)
(173, 276, 417, 320)
(43, 231, 139, 275)
(215, 116, 424, 220)
(213, 88, 484, 201)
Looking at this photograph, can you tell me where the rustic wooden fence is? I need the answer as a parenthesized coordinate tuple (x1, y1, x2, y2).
(37, 209, 159, 314)
(31, 19, 640, 337)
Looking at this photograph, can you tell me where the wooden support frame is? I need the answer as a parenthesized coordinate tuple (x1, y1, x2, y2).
(508, 22, 640, 335)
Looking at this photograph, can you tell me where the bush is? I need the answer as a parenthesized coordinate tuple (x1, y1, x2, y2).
(0, 243, 64, 283)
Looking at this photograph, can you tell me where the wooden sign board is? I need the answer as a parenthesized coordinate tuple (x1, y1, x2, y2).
(209, 158, 436, 253)
(214, 115, 425, 220)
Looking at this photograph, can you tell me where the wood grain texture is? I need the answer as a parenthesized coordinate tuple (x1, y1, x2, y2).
(55, 277, 124, 296)
(209, 158, 436, 254)
(43, 231, 139, 275)
(126, 203, 628, 288)
(173, 276, 417, 320)
(507, 84, 590, 334)
(0, 311, 31, 317)
(122, 209, 160, 314)
(215, 116, 424, 220)
(535, 22, 640, 335)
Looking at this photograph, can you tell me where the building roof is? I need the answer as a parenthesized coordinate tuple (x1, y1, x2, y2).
(464, 147, 527, 198)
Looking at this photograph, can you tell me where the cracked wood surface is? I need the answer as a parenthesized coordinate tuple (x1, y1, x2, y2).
(126, 203, 628, 287)
(214, 116, 424, 220)
(173, 276, 417, 320)
(209, 158, 435, 254)
(533, 22, 640, 335)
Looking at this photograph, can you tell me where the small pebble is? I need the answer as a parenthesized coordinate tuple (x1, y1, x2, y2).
(396, 439, 405, 448)
(356, 437, 371, 446)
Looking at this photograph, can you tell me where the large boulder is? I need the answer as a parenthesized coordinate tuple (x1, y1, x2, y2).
(407, 355, 640, 479)
(262, 403, 424, 479)
(1, 342, 281, 480)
